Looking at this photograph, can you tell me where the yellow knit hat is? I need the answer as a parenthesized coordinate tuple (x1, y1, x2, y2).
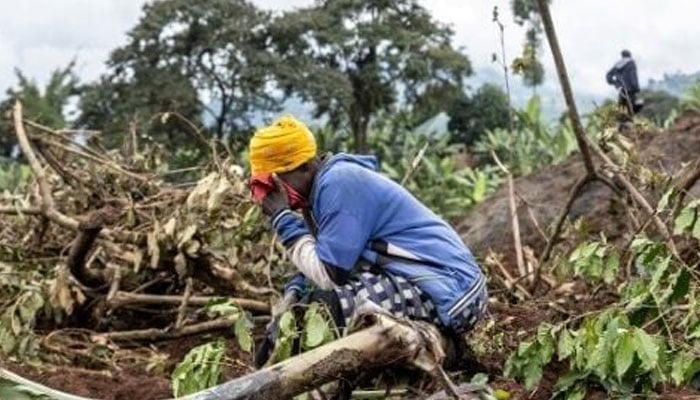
(248, 114, 317, 176)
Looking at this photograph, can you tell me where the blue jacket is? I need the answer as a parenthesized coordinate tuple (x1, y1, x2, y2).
(606, 57, 639, 94)
(273, 153, 485, 330)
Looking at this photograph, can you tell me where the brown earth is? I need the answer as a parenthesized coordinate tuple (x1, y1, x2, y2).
(2, 331, 256, 400)
(457, 114, 700, 273)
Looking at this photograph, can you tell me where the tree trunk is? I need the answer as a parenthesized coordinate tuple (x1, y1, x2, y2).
(351, 114, 370, 154)
(535, 0, 596, 176)
(181, 313, 450, 400)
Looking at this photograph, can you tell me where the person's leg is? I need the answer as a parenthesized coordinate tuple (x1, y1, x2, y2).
(256, 270, 441, 367)
(332, 271, 440, 329)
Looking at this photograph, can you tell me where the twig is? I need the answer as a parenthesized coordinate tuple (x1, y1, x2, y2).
(175, 277, 193, 330)
(13, 102, 144, 245)
(492, 152, 528, 282)
(536, 0, 596, 176)
(486, 252, 532, 299)
(515, 193, 548, 241)
(0, 206, 41, 215)
(109, 291, 270, 314)
(32, 134, 149, 182)
(670, 158, 700, 218)
(106, 263, 122, 302)
(92, 314, 239, 341)
(587, 138, 675, 244)
(400, 142, 429, 186)
(539, 175, 593, 263)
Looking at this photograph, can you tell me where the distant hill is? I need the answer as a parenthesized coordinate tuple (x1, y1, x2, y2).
(647, 71, 700, 97)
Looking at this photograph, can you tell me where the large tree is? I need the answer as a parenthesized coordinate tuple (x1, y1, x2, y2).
(269, 0, 471, 152)
(1, 62, 79, 158)
(448, 83, 511, 146)
(79, 0, 278, 150)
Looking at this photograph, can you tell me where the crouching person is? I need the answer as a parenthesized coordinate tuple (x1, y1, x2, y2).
(248, 115, 487, 367)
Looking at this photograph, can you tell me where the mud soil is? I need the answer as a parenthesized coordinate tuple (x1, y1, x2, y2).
(458, 114, 700, 275)
(2, 331, 255, 400)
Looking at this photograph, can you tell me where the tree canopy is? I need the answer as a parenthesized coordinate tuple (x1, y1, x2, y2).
(448, 83, 511, 146)
(0, 62, 79, 158)
(79, 0, 279, 153)
(269, 0, 471, 151)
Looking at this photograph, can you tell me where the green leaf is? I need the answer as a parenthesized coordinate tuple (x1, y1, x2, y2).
(564, 386, 586, 400)
(279, 311, 296, 337)
(671, 351, 693, 385)
(304, 309, 328, 349)
(171, 339, 225, 397)
(673, 205, 696, 235)
(615, 332, 635, 379)
(693, 214, 700, 240)
(558, 329, 575, 360)
(633, 329, 659, 372)
(234, 314, 253, 352)
(603, 253, 620, 284)
(522, 361, 543, 391)
(656, 188, 674, 212)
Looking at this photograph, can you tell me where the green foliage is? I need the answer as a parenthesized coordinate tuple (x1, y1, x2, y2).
(567, 236, 619, 284)
(637, 89, 680, 127)
(367, 120, 502, 218)
(506, 232, 700, 398)
(171, 338, 225, 397)
(270, 0, 471, 150)
(0, 158, 31, 192)
(504, 324, 555, 390)
(268, 303, 337, 365)
(448, 83, 511, 146)
(204, 298, 253, 353)
(680, 79, 700, 113)
(474, 96, 576, 176)
(674, 199, 700, 239)
(79, 0, 277, 159)
(302, 303, 336, 350)
(0, 262, 45, 359)
(0, 62, 79, 157)
(0, 379, 49, 400)
(509, 0, 548, 89)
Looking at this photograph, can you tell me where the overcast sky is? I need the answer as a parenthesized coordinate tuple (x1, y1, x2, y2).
(2, 0, 700, 109)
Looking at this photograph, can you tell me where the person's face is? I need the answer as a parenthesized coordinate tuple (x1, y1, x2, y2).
(277, 164, 314, 200)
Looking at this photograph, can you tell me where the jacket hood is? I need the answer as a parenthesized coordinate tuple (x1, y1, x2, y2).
(322, 153, 379, 172)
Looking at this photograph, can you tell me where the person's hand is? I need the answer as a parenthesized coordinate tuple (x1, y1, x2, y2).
(271, 290, 298, 320)
(262, 174, 290, 217)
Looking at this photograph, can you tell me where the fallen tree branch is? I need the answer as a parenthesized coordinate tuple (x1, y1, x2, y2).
(13, 102, 144, 245)
(67, 205, 123, 288)
(108, 291, 270, 314)
(586, 138, 675, 243)
(492, 152, 528, 282)
(0, 206, 41, 215)
(537, 160, 594, 264)
(91, 314, 239, 342)
(175, 313, 471, 400)
(175, 277, 194, 330)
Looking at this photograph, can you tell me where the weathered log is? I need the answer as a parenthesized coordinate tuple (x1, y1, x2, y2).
(175, 313, 469, 400)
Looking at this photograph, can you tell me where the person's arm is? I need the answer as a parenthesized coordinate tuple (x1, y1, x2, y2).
(630, 62, 640, 93)
(272, 210, 339, 290)
(606, 67, 619, 86)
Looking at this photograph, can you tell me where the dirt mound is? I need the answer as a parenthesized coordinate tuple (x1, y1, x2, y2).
(458, 114, 700, 268)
